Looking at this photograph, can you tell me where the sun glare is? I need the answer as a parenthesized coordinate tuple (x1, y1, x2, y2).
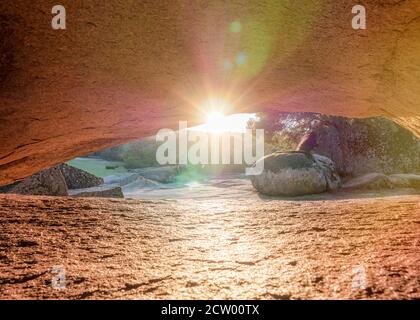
(192, 112, 256, 133)
(190, 98, 256, 133)
(206, 111, 226, 132)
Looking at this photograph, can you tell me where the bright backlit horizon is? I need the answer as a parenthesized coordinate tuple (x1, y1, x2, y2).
(191, 98, 256, 133)
(192, 112, 256, 133)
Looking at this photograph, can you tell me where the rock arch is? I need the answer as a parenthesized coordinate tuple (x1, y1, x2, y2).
(1, 0, 419, 185)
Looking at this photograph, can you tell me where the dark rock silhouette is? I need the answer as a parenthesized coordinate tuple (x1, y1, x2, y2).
(59, 163, 103, 189)
(8, 166, 68, 196)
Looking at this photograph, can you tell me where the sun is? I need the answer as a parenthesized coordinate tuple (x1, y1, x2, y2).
(192, 112, 256, 133)
(206, 111, 226, 132)
(191, 98, 255, 133)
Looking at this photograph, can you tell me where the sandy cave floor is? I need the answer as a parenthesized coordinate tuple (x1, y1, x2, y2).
(0, 193, 419, 299)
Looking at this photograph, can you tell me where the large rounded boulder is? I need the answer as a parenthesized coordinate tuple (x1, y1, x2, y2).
(250, 152, 340, 196)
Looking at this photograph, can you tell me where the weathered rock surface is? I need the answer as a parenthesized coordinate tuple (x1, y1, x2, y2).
(250, 152, 340, 196)
(1, 194, 419, 299)
(342, 173, 393, 190)
(1, 1, 420, 185)
(69, 185, 124, 198)
(103, 173, 143, 186)
(7, 166, 68, 196)
(103, 167, 178, 189)
(343, 173, 420, 190)
(0, 164, 111, 197)
(122, 177, 161, 193)
(104, 173, 161, 194)
(129, 166, 180, 183)
(313, 154, 341, 191)
(388, 174, 420, 188)
(59, 163, 103, 189)
(253, 113, 420, 177)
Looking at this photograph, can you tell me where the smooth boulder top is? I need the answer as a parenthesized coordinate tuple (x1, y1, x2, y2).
(250, 152, 331, 196)
(255, 151, 316, 173)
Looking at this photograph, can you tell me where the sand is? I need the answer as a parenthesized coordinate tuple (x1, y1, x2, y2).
(0, 191, 419, 299)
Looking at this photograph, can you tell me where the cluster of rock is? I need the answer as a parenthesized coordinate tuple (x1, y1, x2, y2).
(0, 164, 123, 198)
(250, 112, 420, 177)
(5, 166, 69, 196)
(249, 113, 420, 196)
(0, 163, 184, 199)
(100, 166, 180, 194)
(250, 151, 420, 196)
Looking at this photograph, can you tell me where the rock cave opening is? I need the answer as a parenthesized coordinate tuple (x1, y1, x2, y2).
(1, 0, 419, 301)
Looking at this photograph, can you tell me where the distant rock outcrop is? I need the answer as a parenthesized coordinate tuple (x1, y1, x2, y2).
(59, 163, 104, 189)
(1, 164, 119, 198)
(69, 185, 124, 198)
(129, 166, 181, 183)
(251, 113, 420, 177)
(250, 151, 420, 196)
(341, 173, 392, 190)
(250, 152, 340, 196)
(103, 173, 143, 186)
(388, 174, 420, 188)
(342, 173, 420, 190)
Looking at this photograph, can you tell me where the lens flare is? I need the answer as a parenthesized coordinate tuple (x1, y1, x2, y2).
(207, 111, 225, 126)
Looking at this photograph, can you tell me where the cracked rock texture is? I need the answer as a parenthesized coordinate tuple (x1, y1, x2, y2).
(59, 164, 103, 190)
(1, 0, 420, 184)
(0, 193, 419, 299)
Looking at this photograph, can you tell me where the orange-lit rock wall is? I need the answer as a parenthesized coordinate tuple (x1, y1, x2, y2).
(1, 0, 419, 184)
